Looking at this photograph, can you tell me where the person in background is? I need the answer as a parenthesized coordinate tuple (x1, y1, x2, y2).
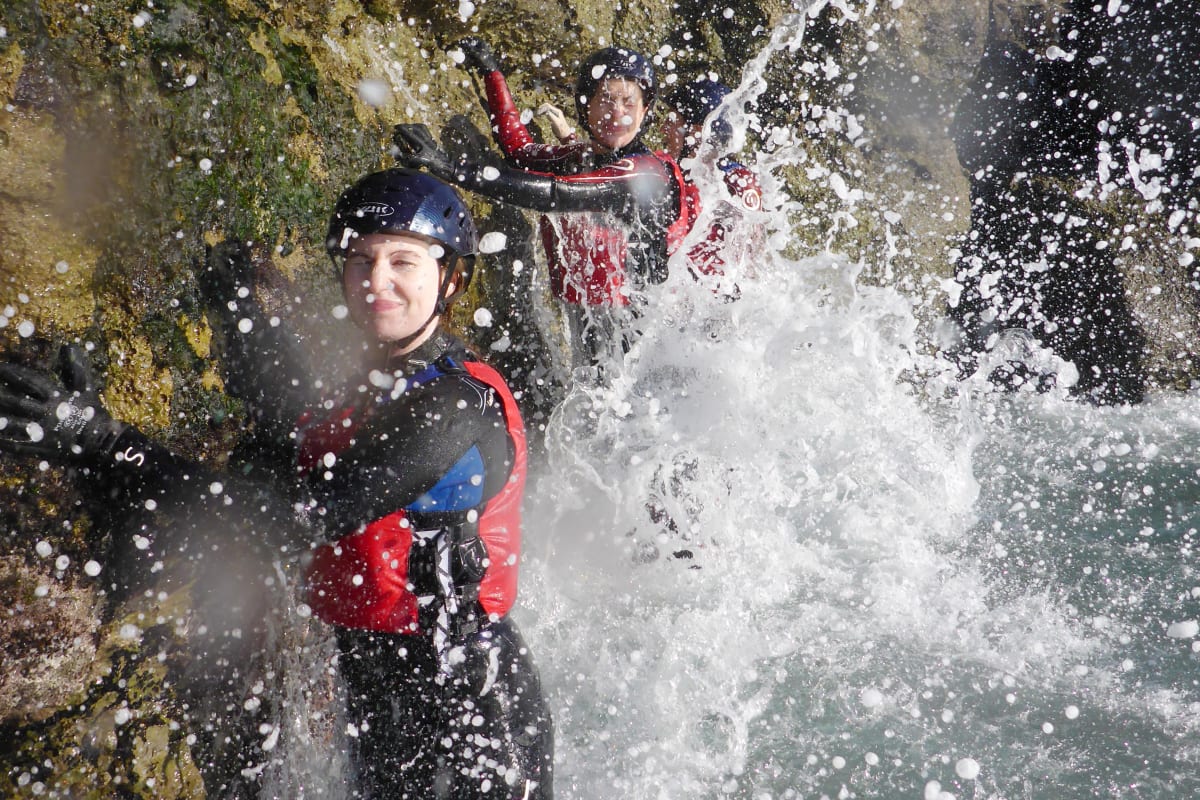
(0, 169, 553, 800)
(395, 40, 692, 370)
(661, 76, 764, 287)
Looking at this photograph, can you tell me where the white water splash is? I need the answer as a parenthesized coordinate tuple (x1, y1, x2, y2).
(508, 5, 1200, 799)
(257, 3, 1200, 798)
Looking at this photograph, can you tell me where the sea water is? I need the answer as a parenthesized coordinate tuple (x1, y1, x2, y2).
(511, 11, 1200, 800)
(518, 203, 1200, 798)
(518, 237, 1200, 798)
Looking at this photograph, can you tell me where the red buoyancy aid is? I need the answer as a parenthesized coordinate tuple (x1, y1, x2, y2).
(538, 214, 634, 306)
(537, 152, 689, 307)
(663, 152, 699, 258)
(302, 360, 527, 633)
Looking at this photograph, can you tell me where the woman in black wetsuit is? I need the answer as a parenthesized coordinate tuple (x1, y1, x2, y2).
(0, 169, 553, 800)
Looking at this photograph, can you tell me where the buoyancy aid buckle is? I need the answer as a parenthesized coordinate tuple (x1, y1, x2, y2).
(408, 523, 487, 673)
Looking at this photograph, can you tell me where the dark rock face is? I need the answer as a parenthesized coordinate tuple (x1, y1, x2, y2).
(949, 0, 1200, 403)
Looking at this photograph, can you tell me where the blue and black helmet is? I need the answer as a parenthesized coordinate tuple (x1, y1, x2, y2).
(326, 168, 478, 300)
(574, 47, 657, 126)
(666, 77, 730, 126)
(666, 77, 734, 146)
(326, 168, 478, 259)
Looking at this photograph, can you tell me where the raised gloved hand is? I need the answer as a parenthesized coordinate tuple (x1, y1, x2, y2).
(0, 344, 127, 462)
(453, 37, 500, 74)
(392, 123, 462, 182)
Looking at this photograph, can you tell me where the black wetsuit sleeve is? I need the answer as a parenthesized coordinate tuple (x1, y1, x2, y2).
(90, 427, 214, 505)
(88, 428, 298, 534)
(212, 297, 322, 454)
(310, 373, 513, 534)
(454, 158, 673, 217)
(449, 157, 676, 285)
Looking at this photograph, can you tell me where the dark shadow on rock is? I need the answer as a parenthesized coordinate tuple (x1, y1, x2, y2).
(84, 454, 301, 796)
(945, 3, 1180, 402)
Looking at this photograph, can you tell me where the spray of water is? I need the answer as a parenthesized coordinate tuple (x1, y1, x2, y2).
(512, 6, 1200, 800)
(253, 5, 1200, 798)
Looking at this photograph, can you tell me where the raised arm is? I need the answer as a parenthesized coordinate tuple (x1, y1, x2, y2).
(0, 344, 235, 511)
(392, 123, 677, 286)
(392, 123, 673, 217)
(456, 37, 588, 170)
(200, 240, 323, 455)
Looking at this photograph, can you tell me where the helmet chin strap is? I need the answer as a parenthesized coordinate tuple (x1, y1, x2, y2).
(433, 257, 460, 315)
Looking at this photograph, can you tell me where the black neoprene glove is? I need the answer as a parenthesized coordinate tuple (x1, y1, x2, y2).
(196, 240, 319, 444)
(199, 239, 274, 343)
(0, 344, 127, 462)
(455, 37, 500, 74)
(393, 123, 466, 183)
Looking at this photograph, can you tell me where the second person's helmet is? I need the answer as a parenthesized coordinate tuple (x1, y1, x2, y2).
(665, 77, 730, 126)
(665, 77, 734, 147)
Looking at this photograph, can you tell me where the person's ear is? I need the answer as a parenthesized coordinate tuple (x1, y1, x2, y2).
(438, 264, 458, 301)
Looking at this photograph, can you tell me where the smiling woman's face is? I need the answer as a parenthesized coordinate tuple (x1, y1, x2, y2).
(587, 77, 648, 151)
(341, 232, 448, 352)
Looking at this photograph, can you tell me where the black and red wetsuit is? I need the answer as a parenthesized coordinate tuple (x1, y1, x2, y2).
(472, 69, 690, 307)
(94, 322, 553, 800)
(299, 330, 551, 800)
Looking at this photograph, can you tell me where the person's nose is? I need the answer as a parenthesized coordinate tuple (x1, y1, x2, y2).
(367, 257, 394, 296)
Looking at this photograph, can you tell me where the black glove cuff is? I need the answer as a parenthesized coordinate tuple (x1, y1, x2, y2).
(99, 421, 133, 458)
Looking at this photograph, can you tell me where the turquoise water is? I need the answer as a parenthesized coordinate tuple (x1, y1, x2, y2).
(519, 252, 1200, 799)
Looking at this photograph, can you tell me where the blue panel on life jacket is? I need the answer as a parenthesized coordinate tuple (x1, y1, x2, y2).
(408, 445, 485, 512)
(393, 356, 484, 513)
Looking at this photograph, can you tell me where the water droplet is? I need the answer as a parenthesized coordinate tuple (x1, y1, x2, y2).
(955, 757, 980, 780)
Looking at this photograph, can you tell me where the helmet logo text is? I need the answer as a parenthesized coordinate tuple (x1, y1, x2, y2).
(356, 202, 394, 217)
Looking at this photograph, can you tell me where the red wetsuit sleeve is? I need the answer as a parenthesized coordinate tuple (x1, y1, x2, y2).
(483, 70, 590, 171)
(687, 163, 765, 277)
